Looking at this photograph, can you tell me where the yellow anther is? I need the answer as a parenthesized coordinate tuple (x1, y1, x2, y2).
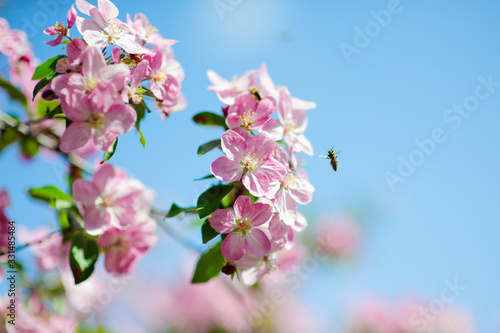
(240, 109, 256, 128)
(88, 113, 104, 129)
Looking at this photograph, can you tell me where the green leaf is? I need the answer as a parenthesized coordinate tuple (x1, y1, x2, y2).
(28, 185, 70, 203)
(132, 102, 147, 148)
(27, 185, 72, 210)
(201, 218, 220, 244)
(136, 86, 156, 99)
(37, 100, 60, 118)
(21, 137, 40, 158)
(32, 72, 59, 101)
(32, 55, 65, 80)
(67, 207, 85, 230)
(58, 210, 70, 230)
(132, 101, 146, 122)
(197, 139, 221, 157)
(166, 203, 197, 218)
(0, 77, 27, 107)
(100, 138, 118, 164)
(0, 128, 19, 153)
(196, 184, 234, 219)
(137, 126, 146, 148)
(191, 242, 225, 283)
(44, 104, 63, 119)
(69, 232, 99, 284)
(193, 112, 226, 128)
(194, 174, 216, 181)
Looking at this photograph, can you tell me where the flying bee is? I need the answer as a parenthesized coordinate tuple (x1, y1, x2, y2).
(320, 147, 339, 171)
(249, 87, 262, 101)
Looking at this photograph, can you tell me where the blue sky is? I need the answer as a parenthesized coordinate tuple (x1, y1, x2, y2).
(1, 0, 500, 331)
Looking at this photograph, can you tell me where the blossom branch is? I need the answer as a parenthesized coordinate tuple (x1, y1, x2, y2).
(0, 110, 93, 173)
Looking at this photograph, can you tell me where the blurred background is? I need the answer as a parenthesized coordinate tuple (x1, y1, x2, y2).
(1, 0, 500, 332)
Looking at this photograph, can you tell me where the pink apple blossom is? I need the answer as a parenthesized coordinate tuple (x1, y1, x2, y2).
(97, 217, 158, 275)
(52, 46, 129, 106)
(226, 91, 276, 131)
(146, 48, 183, 103)
(266, 168, 314, 225)
(265, 88, 314, 155)
(211, 130, 288, 197)
(59, 83, 136, 153)
(210, 195, 272, 261)
(43, 5, 77, 46)
(268, 214, 293, 251)
(75, 0, 150, 54)
(72, 163, 152, 234)
(55, 38, 87, 73)
(207, 68, 259, 105)
(126, 13, 177, 49)
(19, 227, 70, 271)
(256, 63, 317, 112)
(239, 254, 279, 286)
(127, 59, 149, 104)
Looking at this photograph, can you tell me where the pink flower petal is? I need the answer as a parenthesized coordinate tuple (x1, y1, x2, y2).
(83, 206, 110, 234)
(221, 232, 246, 261)
(233, 195, 254, 220)
(82, 30, 108, 49)
(102, 104, 136, 134)
(92, 163, 115, 193)
(67, 5, 78, 28)
(45, 34, 64, 47)
(75, 17, 101, 35)
(98, 0, 119, 21)
(82, 46, 107, 81)
(209, 209, 235, 234)
(92, 128, 117, 152)
(206, 69, 229, 86)
(242, 171, 270, 197)
(111, 46, 121, 64)
(104, 247, 137, 275)
(220, 130, 246, 160)
(245, 229, 271, 258)
(130, 60, 148, 88)
(97, 227, 118, 247)
(274, 190, 297, 226)
(261, 118, 284, 141)
(73, 179, 99, 205)
(60, 122, 92, 153)
(43, 26, 58, 35)
(89, 7, 108, 30)
(101, 63, 130, 90)
(257, 159, 287, 183)
(66, 38, 87, 61)
(210, 157, 243, 183)
(247, 202, 272, 227)
(76, 0, 95, 16)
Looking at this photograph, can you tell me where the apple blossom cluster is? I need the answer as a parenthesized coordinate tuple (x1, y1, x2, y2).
(72, 163, 158, 275)
(200, 64, 316, 283)
(37, 0, 185, 154)
(0, 19, 38, 100)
